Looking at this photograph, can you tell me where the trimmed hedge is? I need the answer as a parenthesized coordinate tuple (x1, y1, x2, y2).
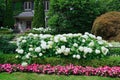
(0, 54, 120, 67)
(109, 47, 120, 56)
(0, 34, 17, 53)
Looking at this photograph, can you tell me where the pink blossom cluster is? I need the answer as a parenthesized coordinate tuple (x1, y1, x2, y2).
(0, 64, 120, 77)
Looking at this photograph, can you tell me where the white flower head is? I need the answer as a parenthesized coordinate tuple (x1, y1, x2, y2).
(76, 55, 81, 59)
(15, 55, 19, 58)
(17, 49, 24, 54)
(57, 49, 62, 54)
(21, 62, 28, 67)
(35, 47, 41, 52)
(25, 54, 30, 59)
(22, 40, 26, 43)
(73, 43, 78, 47)
(97, 36, 102, 40)
(60, 37, 67, 42)
(29, 48, 33, 51)
(98, 41, 104, 45)
(73, 55, 76, 58)
(41, 43, 47, 49)
(61, 46, 66, 51)
(79, 46, 84, 52)
(39, 53, 43, 56)
(83, 47, 89, 54)
(64, 48, 70, 53)
(82, 39, 86, 43)
(101, 46, 109, 55)
(95, 49, 101, 54)
(88, 41, 94, 47)
(88, 48, 93, 53)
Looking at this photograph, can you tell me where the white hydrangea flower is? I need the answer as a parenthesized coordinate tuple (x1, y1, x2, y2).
(28, 53, 31, 55)
(88, 41, 94, 47)
(64, 52, 69, 55)
(89, 34, 96, 38)
(82, 35, 88, 39)
(25, 54, 30, 59)
(57, 49, 62, 54)
(41, 43, 48, 49)
(101, 46, 109, 55)
(22, 40, 27, 43)
(35, 47, 41, 52)
(95, 49, 101, 54)
(72, 55, 76, 58)
(33, 34, 38, 38)
(60, 37, 67, 42)
(76, 55, 81, 59)
(88, 48, 93, 53)
(15, 55, 19, 58)
(79, 46, 84, 52)
(83, 47, 89, 54)
(28, 33, 33, 37)
(97, 36, 102, 40)
(21, 62, 28, 66)
(29, 48, 33, 51)
(54, 36, 59, 42)
(64, 48, 70, 53)
(17, 49, 24, 54)
(48, 41, 53, 45)
(73, 43, 78, 47)
(82, 39, 86, 42)
(39, 53, 43, 56)
(85, 32, 89, 35)
(98, 41, 104, 45)
(61, 46, 66, 51)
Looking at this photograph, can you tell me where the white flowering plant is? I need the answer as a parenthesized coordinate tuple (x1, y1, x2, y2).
(16, 32, 112, 64)
(25, 27, 54, 34)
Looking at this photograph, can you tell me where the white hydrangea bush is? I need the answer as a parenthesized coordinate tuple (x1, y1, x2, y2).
(16, 32, 112, 63)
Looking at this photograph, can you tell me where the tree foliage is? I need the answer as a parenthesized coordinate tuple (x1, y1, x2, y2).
(3, 0, 14, 28)
(48, 0, 108, 34)
(0, 0, 5, 27)
(32, 0, 45, 28)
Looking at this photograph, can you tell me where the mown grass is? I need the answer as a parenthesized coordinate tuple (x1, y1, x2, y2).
(0, 72, 119, 80)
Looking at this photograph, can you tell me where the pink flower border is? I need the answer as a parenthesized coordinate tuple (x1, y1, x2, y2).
(0, 64, 120, 78)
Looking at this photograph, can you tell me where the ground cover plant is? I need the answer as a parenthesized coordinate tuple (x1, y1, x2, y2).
(0, 64, 120, 78)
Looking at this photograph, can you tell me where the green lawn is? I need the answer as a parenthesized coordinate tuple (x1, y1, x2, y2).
(0, 72, 119, 80)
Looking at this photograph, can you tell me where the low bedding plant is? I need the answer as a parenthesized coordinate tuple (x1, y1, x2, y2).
(0, 64, 120, 78)
(15, 32, 112, 65)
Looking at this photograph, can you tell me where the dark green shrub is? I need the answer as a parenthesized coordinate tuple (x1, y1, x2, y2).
(109, 47, 120, 56)
(0, 27, 13, 34)
(13, 1, 23, 16)
(0, 34, 17, 53)
(32, 0, 45, 28)
(0, 0, 5, 27)
(91, 11, 120, 41)
(107, 0, 120, 11)
(48, 0, 108, 34)
(0, 54, 120, 67)
(3, 0, 14, 28)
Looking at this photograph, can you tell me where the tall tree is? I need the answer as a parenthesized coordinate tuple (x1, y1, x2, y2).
(0, 0, 5, 27)
(3, 0, 14, 28)
(32, 0, 45, 28)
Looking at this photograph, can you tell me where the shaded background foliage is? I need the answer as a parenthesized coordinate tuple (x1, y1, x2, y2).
(48, 0, 109, 34)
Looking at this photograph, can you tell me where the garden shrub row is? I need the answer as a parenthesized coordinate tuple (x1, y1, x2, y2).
(16, 33, 111, 64)
(109, 47, 120, 56)
(0, 54, 120, 67)
(0, 34, 17, 53)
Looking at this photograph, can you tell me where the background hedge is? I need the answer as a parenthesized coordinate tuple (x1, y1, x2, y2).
(48, 0, 108, 34)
